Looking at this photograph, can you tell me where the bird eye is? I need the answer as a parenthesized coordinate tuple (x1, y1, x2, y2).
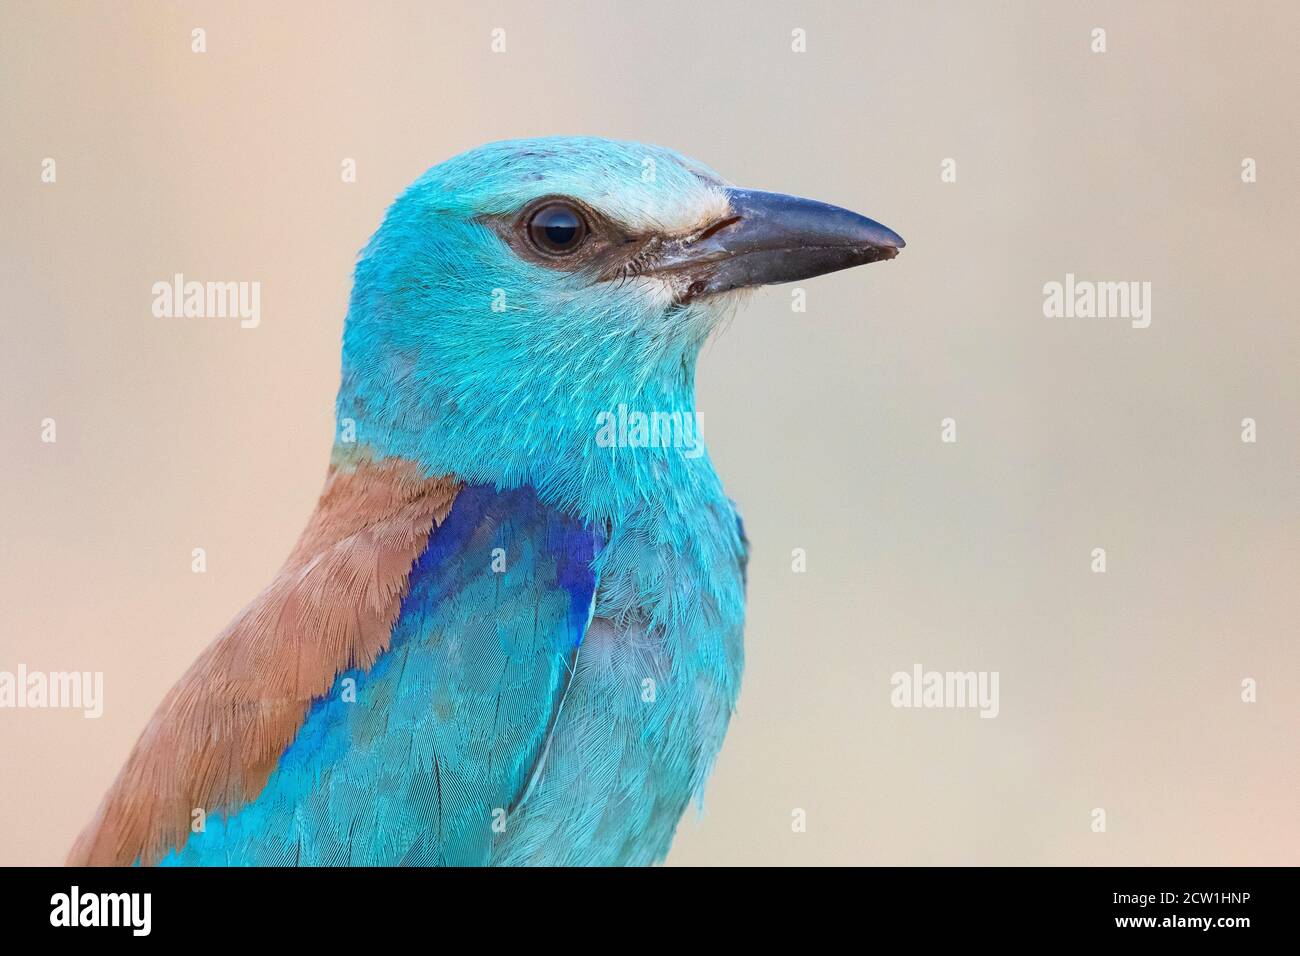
(526, 201, 589, 256)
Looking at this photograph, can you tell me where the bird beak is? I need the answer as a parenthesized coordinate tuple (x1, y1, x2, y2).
(650, 188, 904, 300)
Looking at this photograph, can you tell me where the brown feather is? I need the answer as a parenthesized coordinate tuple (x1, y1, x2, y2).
(67, 451, 459, 866)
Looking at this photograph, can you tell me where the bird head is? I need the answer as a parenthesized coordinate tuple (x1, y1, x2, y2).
(337, 137, 903, 515)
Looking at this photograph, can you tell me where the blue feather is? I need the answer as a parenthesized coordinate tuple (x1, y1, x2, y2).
(160, 484, 605, 865)
(168, 138, 751, 865)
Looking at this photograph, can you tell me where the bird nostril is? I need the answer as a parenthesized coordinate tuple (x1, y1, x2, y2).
(694, 216, 742, 243)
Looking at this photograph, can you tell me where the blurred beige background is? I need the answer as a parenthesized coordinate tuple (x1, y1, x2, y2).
(2, 1, 1296, 866)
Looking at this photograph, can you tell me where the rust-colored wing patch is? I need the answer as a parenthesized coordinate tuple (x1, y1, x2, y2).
(67, 453, 459, 866)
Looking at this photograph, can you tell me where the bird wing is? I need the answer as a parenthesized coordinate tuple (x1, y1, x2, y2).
(69, 456, 603, 866)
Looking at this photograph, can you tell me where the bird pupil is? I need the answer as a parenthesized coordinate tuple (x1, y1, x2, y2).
(546, 218, 576, 245)
(530, 203, 585, 252)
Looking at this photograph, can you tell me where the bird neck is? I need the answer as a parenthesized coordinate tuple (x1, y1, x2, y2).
(332, 356, 724, 526)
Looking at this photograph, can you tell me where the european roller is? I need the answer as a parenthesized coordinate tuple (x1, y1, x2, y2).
(70, 137, 903, 866)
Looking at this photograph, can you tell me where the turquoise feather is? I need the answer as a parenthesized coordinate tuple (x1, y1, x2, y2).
(164, 138, 750, 865)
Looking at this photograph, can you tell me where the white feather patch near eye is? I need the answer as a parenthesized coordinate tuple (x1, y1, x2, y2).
(608, 182, 733, 238)
(625, 275, 681, 310)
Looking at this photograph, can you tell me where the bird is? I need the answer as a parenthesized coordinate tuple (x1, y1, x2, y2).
(69, 137, 903, 866)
